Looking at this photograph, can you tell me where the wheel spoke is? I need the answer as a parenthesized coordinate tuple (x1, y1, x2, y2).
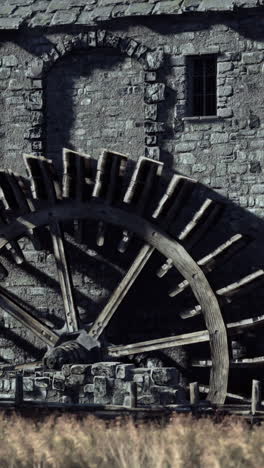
(50, 220, 79, 332)
(0, 286, 59, 346)
(107, 330, 210, 357)
(107, 313, 264, 357)
(88, 243, 154, 340)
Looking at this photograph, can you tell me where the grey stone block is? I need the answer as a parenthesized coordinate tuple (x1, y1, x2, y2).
(0, 18, 23, 29)
(67, 374, 86, 386)
(116, 364, 134, 380)
(70, 364, 92, 375)
(94, 376, 113, 404)
(210, 133, 229, 144)
(144, 50, 164, 70)
(0, 68, 11, 80)
(126, 2, 153, 16)
(145, 146, 160, 159)
(144, 121, 164, 134)
(3, 56, 18, 67)
(218, 86, 233, 97)
(52, 373, 65, 392)
(145, 83, 165, 103)
(144, 104, 157, 120)
(91, 362, 120, 378)
(175, 142, 196, 152)
(35, 377, 50, 388)
(242, 52, 263, 64)
(51, 9, 81, 26)
(151, 368, 179, 386)
(23, 378, 34, 392)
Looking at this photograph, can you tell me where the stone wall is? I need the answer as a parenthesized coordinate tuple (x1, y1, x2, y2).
(0, 8, 264, 364)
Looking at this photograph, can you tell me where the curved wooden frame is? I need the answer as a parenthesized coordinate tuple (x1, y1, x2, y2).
(0, 199, 229, 404)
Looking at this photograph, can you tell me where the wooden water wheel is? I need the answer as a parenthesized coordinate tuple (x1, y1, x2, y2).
(0, 149, 263, 406)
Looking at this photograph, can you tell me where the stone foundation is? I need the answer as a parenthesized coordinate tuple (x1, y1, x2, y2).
(0, 362, 186, 408)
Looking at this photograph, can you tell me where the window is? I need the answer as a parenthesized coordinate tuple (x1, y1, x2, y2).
(187, 55, 217, 117)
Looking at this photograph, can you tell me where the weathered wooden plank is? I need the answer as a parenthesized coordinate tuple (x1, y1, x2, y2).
(118, 157, 163, 253)
(62, 148, 93, 200)
(227, 313, 264, 332)
(193, 356, 264, 368)
(217, 270, 264, 298)
(5, 241, 24, 264)
(152, 174, 196, 229)
(50, 221, 79, 332)
(93, 150, 128, 246)
(0, 286, 59, 346)
(251, 380, 261, 415)
(15, 373, 23, 406)
(0, 200, 229, 404)
(180, 304, 202, 319)
(23, 154, 61, 202)
(62, 148, 93, 242)
(190, 382, 199, 405)
(108, 313, 264, 357)
(0, 170, 30, 213)
(169, 234, 250, 297)
(89, 243, 154, 339)
(107, 330, 210, 356)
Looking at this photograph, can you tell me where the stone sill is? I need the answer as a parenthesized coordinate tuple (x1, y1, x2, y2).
(182, 116, 222, 122)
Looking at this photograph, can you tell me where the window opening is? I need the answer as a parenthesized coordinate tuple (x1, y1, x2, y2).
(187, 55, 217, 117)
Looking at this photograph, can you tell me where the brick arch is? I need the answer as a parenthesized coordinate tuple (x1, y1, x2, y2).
(25, 30, 166, 161)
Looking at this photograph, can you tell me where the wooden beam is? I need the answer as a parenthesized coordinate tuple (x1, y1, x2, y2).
(190, 382, 199, 405)
(50, 221, 79, 333)
(217, 270, 264, 298)
(152, 174, 196, 229)
(107, 330, 211, 357)
(23, 154, 61, 202)
(108, 313, 264, 357)
(0, 286, 59, 346)
(192, 356, 264, 368)
(62, 148, 93, 242)
(251, 380, 261, 415)
(93, 150, 128, 247)
(24, 155, 79, 332)
(88, 243, 154, 339)
(118, 157, 163, 253)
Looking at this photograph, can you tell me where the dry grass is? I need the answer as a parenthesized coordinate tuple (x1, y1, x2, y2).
(0, 412, 263, 467)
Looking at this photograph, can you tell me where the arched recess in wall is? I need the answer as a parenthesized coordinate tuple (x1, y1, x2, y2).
(45, 49, 145, 172)
(26, 31, 165, 171)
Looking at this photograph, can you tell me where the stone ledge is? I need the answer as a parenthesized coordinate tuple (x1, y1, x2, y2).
(182, 115, 223, 122)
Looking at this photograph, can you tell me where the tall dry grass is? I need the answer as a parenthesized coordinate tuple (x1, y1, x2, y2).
(0, 412, 262, 467)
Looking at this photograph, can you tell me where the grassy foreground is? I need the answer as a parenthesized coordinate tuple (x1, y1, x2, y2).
(0, 413, 263, 467)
